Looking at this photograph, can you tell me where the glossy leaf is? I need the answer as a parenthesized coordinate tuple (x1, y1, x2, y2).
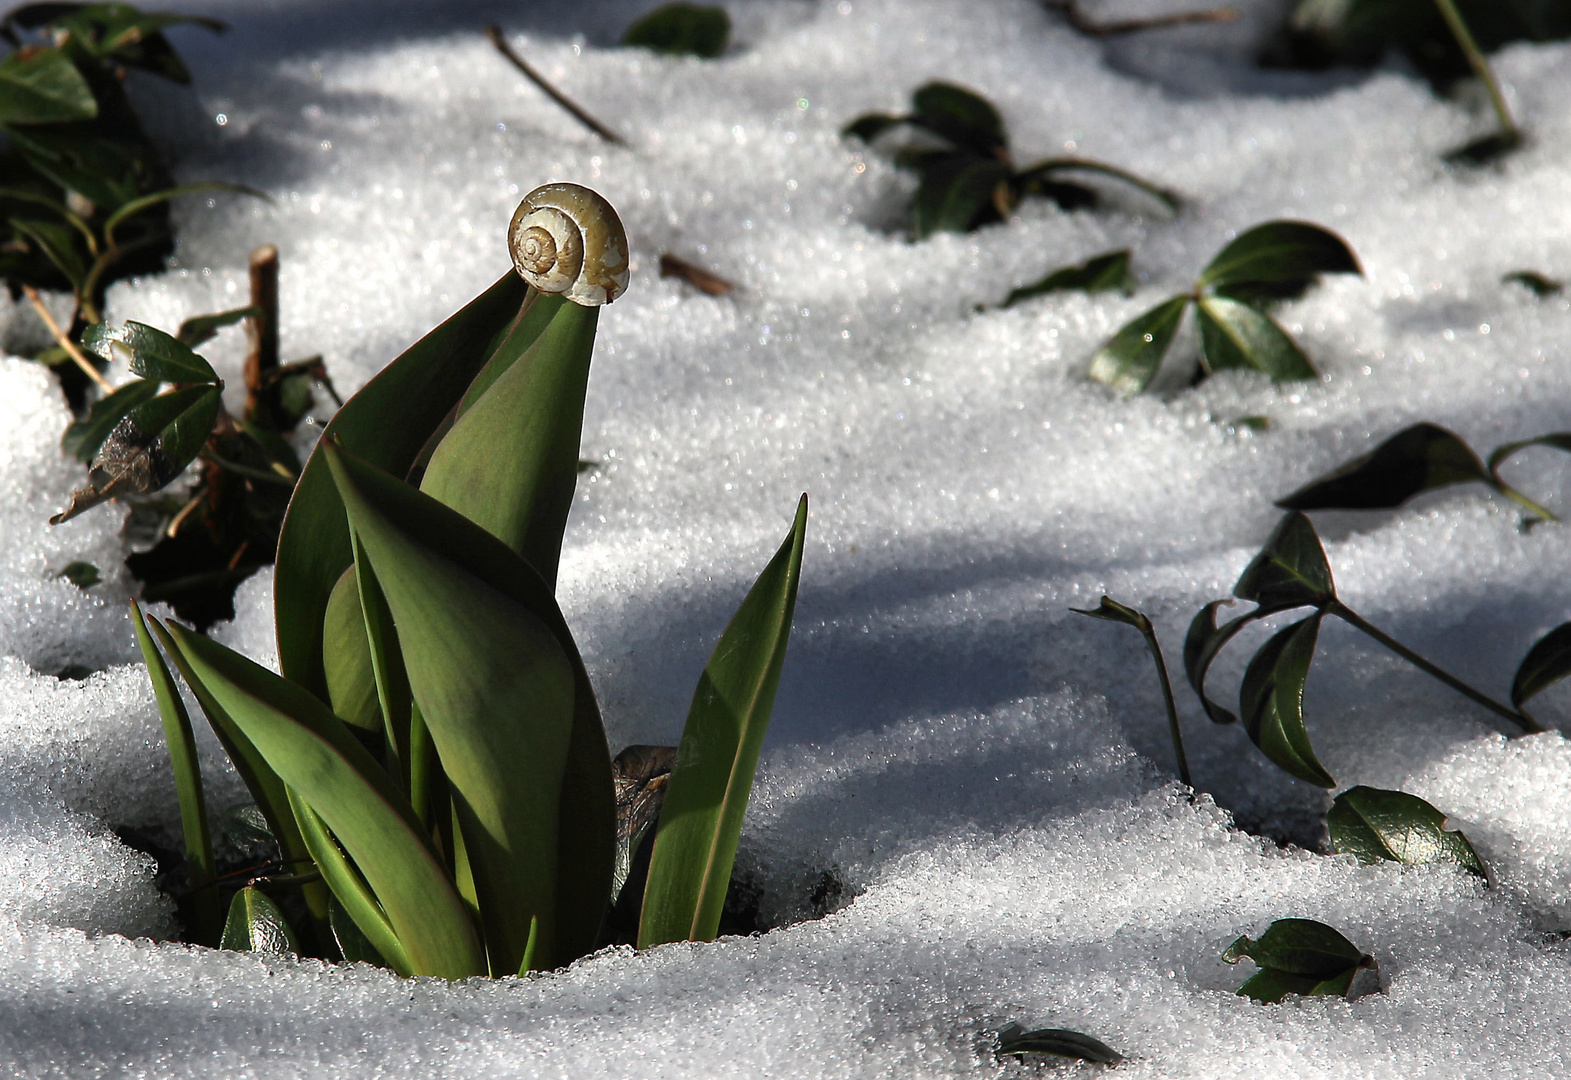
(1327, 785, 1485, 877)
(0, 45, 96, 124)
(177, 304, 262, 349)
(1512, 621, 1571, 713)
(1239, 612, 1335, 787)
(909, 82, 1006, 156)
(912, 155, 1010, 238)
(621, 3, 730, 57)
(999, 249, 1135, 308)
(221, 887, 298, 954)
(639, 495, 808, 948)
(82, 320, 219, 384)
(995, 1026, 1122, 1064)
(1195, 295, 1317, 381)
(1278, 424, 1489, 511)
(420, 295, 598, 586)
(1224, 918, 1368, 978)
(1198, 221, 1361, 290)
(162, 621, 487, 979)
(131, 599, 220, 947)
(1233, 511, 1335, 608)
(274, 270, 531, 699)
(60, 377, 159, 462)
(1086, 294, 1190, 396)
(1235, 965, 1358, 1004)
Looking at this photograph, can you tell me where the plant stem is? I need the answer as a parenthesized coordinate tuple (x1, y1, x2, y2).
(23, 285, 113, 393)
(1328, 601, 1542, 734)
(1431, 0, 1520, 143)
(1135, 620, 1192, 787)
(484, 26, 626, 146)
(1491, 480, 1558, 523)
(244, 243, 281, 426)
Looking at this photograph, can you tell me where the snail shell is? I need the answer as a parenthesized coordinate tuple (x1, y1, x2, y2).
(508, 182, 629, 306)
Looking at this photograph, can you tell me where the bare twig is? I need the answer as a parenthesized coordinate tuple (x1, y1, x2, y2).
(23, 285, 113, 393)
(244, 244, 280, 425)
(1043, 0, 1237, 36)
(659, 253, 737, 296)
(484, 25, 627, 145)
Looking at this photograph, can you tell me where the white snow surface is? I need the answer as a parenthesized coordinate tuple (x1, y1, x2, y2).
(4, 0, 1571, 1074)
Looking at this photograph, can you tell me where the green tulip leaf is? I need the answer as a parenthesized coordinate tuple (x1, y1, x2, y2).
(639, 495, 808, 948)
(221, 886, 298, 955)
(1198, 220, 1361, 290)
(995, 1025, 1123, 1064)
(1277, 424, 1490, 511)
(1196, 295, 1317, 382)
(60, 378, 159, 462)
(1239, 612, 1334, 787)
(621, 3, 730, 57)
(1327, 786, 1485, 877)
(1086, 294, 1190, 396)
(321, 567, 384, 733)
(176, 305, 263, 349)
(1233, 511, 1335, 609)
(1512, 621, 1571, 713)
(82, 320, 220, 384)
(912, 155, 1010, 238)
(329, 893, 386, 966)
(0, 45, 96, 125)
(999, 249, 1135, 308)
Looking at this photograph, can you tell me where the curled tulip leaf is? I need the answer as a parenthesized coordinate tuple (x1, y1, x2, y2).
(1327, 786, 1485, 877)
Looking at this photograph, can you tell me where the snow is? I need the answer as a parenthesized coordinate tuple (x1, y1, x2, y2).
(3, 0, 1571, 1074)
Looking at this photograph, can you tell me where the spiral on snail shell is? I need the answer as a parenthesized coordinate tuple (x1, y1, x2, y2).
(508, 183, 629, 307)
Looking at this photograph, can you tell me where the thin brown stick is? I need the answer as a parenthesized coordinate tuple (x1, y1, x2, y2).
(1043, 0, 1238, 36)
(659, 253, 736, 296)
(485, 25, 627, 145)
(244, 243, 280, 425)
(23, 285, 113, 393)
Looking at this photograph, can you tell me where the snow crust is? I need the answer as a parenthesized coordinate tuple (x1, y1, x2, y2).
(4, 0, 1571, 1074)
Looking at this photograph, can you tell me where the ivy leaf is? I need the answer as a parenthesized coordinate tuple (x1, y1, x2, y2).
(1235, 965, 1358, 1004)
(842, 113, 902, 143)
(912, 155, 1010, 238)
(1327, 786, 1486, 877)
(999, 249, 1135, 308)
(60, 377, 159, 462)
(55, 561, 100, 588)
(1086, 294, 1190, 396)
(1277, 424, 1489, 511)
(51, 385, 221, 524)
(1198, 220, 1361, 290)
(995, 1025, 1122, 1065)
(908, 81, 1006, 157)
(1502, 270, 1563, 297)
(621, 3, 730, 58)
(176, 305, 262, 349)
(1224, 918, 1375, 1002)
(0, 45, 97, 125)
(220, 886, 298, 955)
(1511, 621, 1571, 714)
(82, 321, 220, 384)
(1239, 612, 1335, 787)
(1183, 599, 1304, 726)
(1233, 512, 1335, 608)
(1195, 295, 1317, 382)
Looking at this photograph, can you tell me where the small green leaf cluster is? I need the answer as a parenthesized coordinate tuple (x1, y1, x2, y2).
(0, 4, 260, 336)
(132, 185, 811, 978)
(843, 82, 1176, 240)
(621, 3, 730, 58)
(1223, 918, 1377, 1003)
(1088, 221, 1361, 396)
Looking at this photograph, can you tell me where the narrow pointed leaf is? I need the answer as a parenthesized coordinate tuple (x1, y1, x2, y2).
(912, 155, 1010, 238)
(1233, 512, 1335, 607)
(1327, 786, 1485, 877)
(1198, 221, 1361, 289)
(1185, 600, 1252, 725)
(1223, 918, 1367, 978)
(275, 271, 533, 699)
(640, 495, 808, 948)
(61, 378, 159, 462)
(131, 600, 220, 947)
(1086, 295, 1189, 396)
(289, 792, 413, 975)
(621, 3, 730, 56)
(996, 1027, 1122, 1064)
(0, 46, 96, 124)
(177, 305, 263, 349)
(420, 296, 598, 586)
(82, 321, 219, 384)
(1000, 249, 1135, 308)
(352, 534, 413, 777)
(1239, 612, 1335, 787)
(314, 442, 614, 967)
(1502, 271, 1563, 297)
(1196, 295, 1317, 381)
(220, 887, 298, 954)
(1277, 424, 1489, 511)
(164, 621, 486, 979)
(1512, 621, 1571, 712)
(327, 441, 578, 975)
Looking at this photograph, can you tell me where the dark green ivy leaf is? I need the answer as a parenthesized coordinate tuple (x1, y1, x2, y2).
(909, 81, 1005, 157)
(0, 45, 97, 125)
(1086, 294, 1190, 396)
(176, 305, 262, 349)
(82, 320, 220, 384)
(55, 560, 99, 588)
(1196, 295, 1317, 382)
(1276, 424, 1489, 511)
(60, 377, 159, 461)
(1511, 621, 1571, 714)
(220, 886, 298, 954)
(1183, 599, 1303, 726)
(1223, 917, 1369, 979)
(1000, 249, 1135, 308)
(912, 154, 1010, 238)
(1233, 512, 1335, 608)
(621, 3, 730, 58)
(842, 113, 902, 143)
(1235, 965, 1358, 1004)
(996, 1025, 1123, 1064)
(1327, 785, 1486, 877)
(1071, 594, 1149, 629)
(1198, 220, 1361, 290)
(1502, 270, 1563, 297)
(1239, 612, 1335, 787)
